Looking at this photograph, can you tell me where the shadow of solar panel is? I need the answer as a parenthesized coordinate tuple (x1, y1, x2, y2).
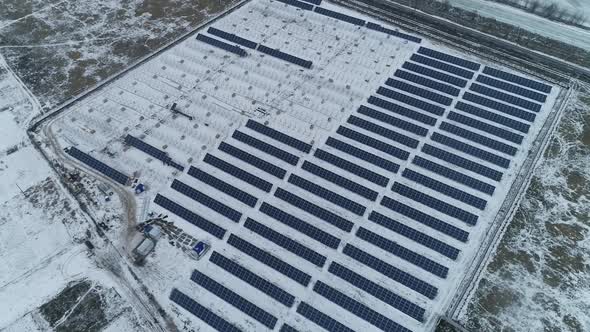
(297, 302, 354, 332)
(280, 324, 300, 332)
(313, 7, 365, 25)
(246, 120, 312, 153)
(125, 135, 184, 171)
(313, 281, 412, 332)
(476, 75, 547, 103)
(440, 122, 517, 156)
(418, 47, 481, 71)
(154, 194, 226, 238)
(260, 202, 341, 249)
(470, 83, 542, 113)
(412, 156, 495, 195)
(394, 69, 460, 96)
(245, 218, 327, 267)
(170, 289, 241, 332)
(191, 270, 277, 329)
(483, 67, 552, 94)
(357, 227, 449, 278)
(209, 251, 295, 307)
(448, 112, 523, 145)
(188, 166, 257, 207)
(274, 188, 354, 232)
(227, 234, 311, 286)
(288, 174, 367, 215)
(377, 86, 445, 116)
(233, 130, 299, 165)
(329, 262, 425, 321)
(207, 27, 257, 49)
(381, 196, 469, 242)
(276, 0, 314, 10)
(402, 169, 487, 210)
(410, 54, 473, 79)
(463, 92, 536, 122)
(369, 211, 460, 259)
(343, 244, 438, 299)
(365, 22, 421, 43)
(196, 34, 247, 56)
(403, 62, 467, 87)
(337, 126, 409, 161)
(455, 102, 530, 134)
(348, 115, 419, 149)
(422, 144, 503, 181)
(66, 147, 129, 185)
(358, 105, 428, 137)
(301, 161, 378, 201)
(257, 45, 312, 68)
(368, 95, 437, 126)
(314, 148, 388, 186)
(171, 179, 241, 222)
(431, 132, 510, 168)
(204, 154, 273, 192)
(325, 137, 400, 173)
(392, 182, 478, 226)
(386, 78, 453, 106)
(219, 142, 286, 179)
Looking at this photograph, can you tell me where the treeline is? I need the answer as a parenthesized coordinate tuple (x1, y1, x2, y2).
(487, 0, 587, 27)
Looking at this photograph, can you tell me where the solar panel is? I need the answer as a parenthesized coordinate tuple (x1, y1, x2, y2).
(297, 302, 354, 332)
(368, 95, 437, 126)
(369, 211, 460, 260)
(325, 137, 400, 173)
(343, 244, 438, 299)
(365, 22, 422, 43)
(356, 227, 449, 278)
(204, 153, 273, 192)
(402, 62, 467, 87)
(170, 289, 241, 332)
(394, 69, 460, 96)
(274, 187, 354, 232)
(280, 324, 300, 332)
(476, 75, 547, 103)
(337, 126, 410, 161)
(313, 281, 412, 332)
(358, 105, 428, 137)
(66, 147, 129, 185)
(392, 182, 478, 226)
(381, 196, 469, 242)
(246, 120, 313, 153)
(402, 168, 487, 210)
(301, 161, 378, 201)
(288, 174, 367, 215)
(410, 54, 474, 79)
(260, 202, 341, 249)
(431, 132, 511, 168)
(125, 135, 184, 171)
(422, 144, 503, 181)
(196, 34, 247, 56)
(300, 0, 320, 5)
(276, 0, 314, 10)
(470, 83, 542, 112)
(219, 142, 286, 179)
(227, 234, 311, 286)
(171, 179, 242, 222)
(244, 218, 327, 267)
(412, 156, 495, 195)
(455, 101, 530, 134)
(187, 166, 257, 207)
(209, 251, 295, 307)
(154, 194, 226, 239)
(448, 112, 523, 145)
(440, 121, 517, 156)
(257, 44, 312, 69)
(385, 78, 453, 106)
(313, 7, 366, 26)
(329, 262, 425, 321)
(347, 115, 419, 149)
(377, 86, 445, 116)
(418, 47, 481, 71)
(232, 130, 299, 165)
(190, 270, 277, 329)
(483, 67, 552, 94)
(463, 92, 536, 122)
(314, 148, 388, 187)
(207, 27, 258, 49)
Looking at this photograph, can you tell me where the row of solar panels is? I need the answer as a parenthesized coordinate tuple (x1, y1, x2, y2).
(125, 135, 185, 171)
(65, 147, 129, 185)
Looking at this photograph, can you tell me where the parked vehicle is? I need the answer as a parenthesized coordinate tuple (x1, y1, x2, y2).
(188, 241, 210, 260)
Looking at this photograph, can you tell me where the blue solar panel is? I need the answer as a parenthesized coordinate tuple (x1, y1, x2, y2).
(301, 161, 378, 201)
(470, 83, 542, 112)
(257, 44, 312, 69)
(455, 101, 530, 134)
(66, 147, 129, 185)
(422, 144, 503, 181)
(204, 154, 273, 192)
(368, 95, 436, 126)
(227, 234, 311, 286)
(171, 179, 242, 222)
(381, 196, 469, 242)
(196, 34, 247, 56)
(431, 132, 511, 168)
(219, 142, 286, 179)
(313, 7, 365, 26)
(246, 120, 312, 153)
(394, 69, 460, 96)
(314, 148, 388, 187)
(447, 112, 524, 145)
(260, 202, 341, 249)
(313, 281, 411, 332)
(440, 121, 517, 156)
(244, 218, 327, 267)
(274, 187, 354, 232)
(377, 86, 445, 116)
(232, 130, 299, 165)
(276, 0, 314, 10)
(125, 135, 184, 171)
(347, 115, 419, 149)
(300, 0, 320, 5)
(297, 302, 354, 332)
(207, 27, 257, 49)
(325, 137, 400, 173)
(410, 54, 474, 79)
(358, 105, 428, 137)
(170, 289, 240, 332)
(402, 62, 467, 87)
(385, 78, 453, 106)
(280, 324, 299, 332)
(209, 251, 295, 307)
(154, 194, 226, 239)
(188, 166, 257, 207)
(463, 92, 536, 122)
(191, 270, 277, 329)
(337, 126, 409, 161)
(483, 67, 552, 94)
(288, 174, 367, 215)
(476, 75, 547, 103)
(365, 22, 421, 43)
(418, 47, 481, 71)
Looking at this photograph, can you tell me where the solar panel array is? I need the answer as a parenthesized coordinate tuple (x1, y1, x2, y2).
(377, 86, 445, 116)
(233, 130, 299, 165)
(276, 0, 314, 10)
(314, 148, 389, 186)
(422, 144, 503, 181)
(301, 161, 379, 201)
(171, 179, 241, 222)
(204, 153, 273, 192)
(368, 94, 436, 127)
(347, 115, 419, 149)
(417, 47, 481, 71)
(125, 135, 184, 171)
(187, 166, 257, 207)
(410, 54, 474, 79)
(207, 27, 258, 49)
(394, 69, 460, 96)
(219, 142, 287, 179)
(66, 147, 129, 185)
(483, 67, 552, 94)
(257, 44, 312, 69)
(246, 120, 313, 153)
(313, 7, 366, 26)
(301, 0, 321, 5)
(385, 78, 453, 106)
(439, 122, 517, 156)
(358, 104, 429, 136)
(470, 83, 541, 112)
(431, 132, 511, 168)
(196, 34, 247, 57)
(365, 22, 421, 43)
(297, 302, 355, 332)
(448, 111, 524, 145)
(325, 137, 400, 173)
(170, 289, 241, 332)
(337, 126, 410, 161)
(402, 62, 467, 87)
(455, 101, 530, 133)
(462, 92, 536, 122)
(476, 75, 547, 103)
